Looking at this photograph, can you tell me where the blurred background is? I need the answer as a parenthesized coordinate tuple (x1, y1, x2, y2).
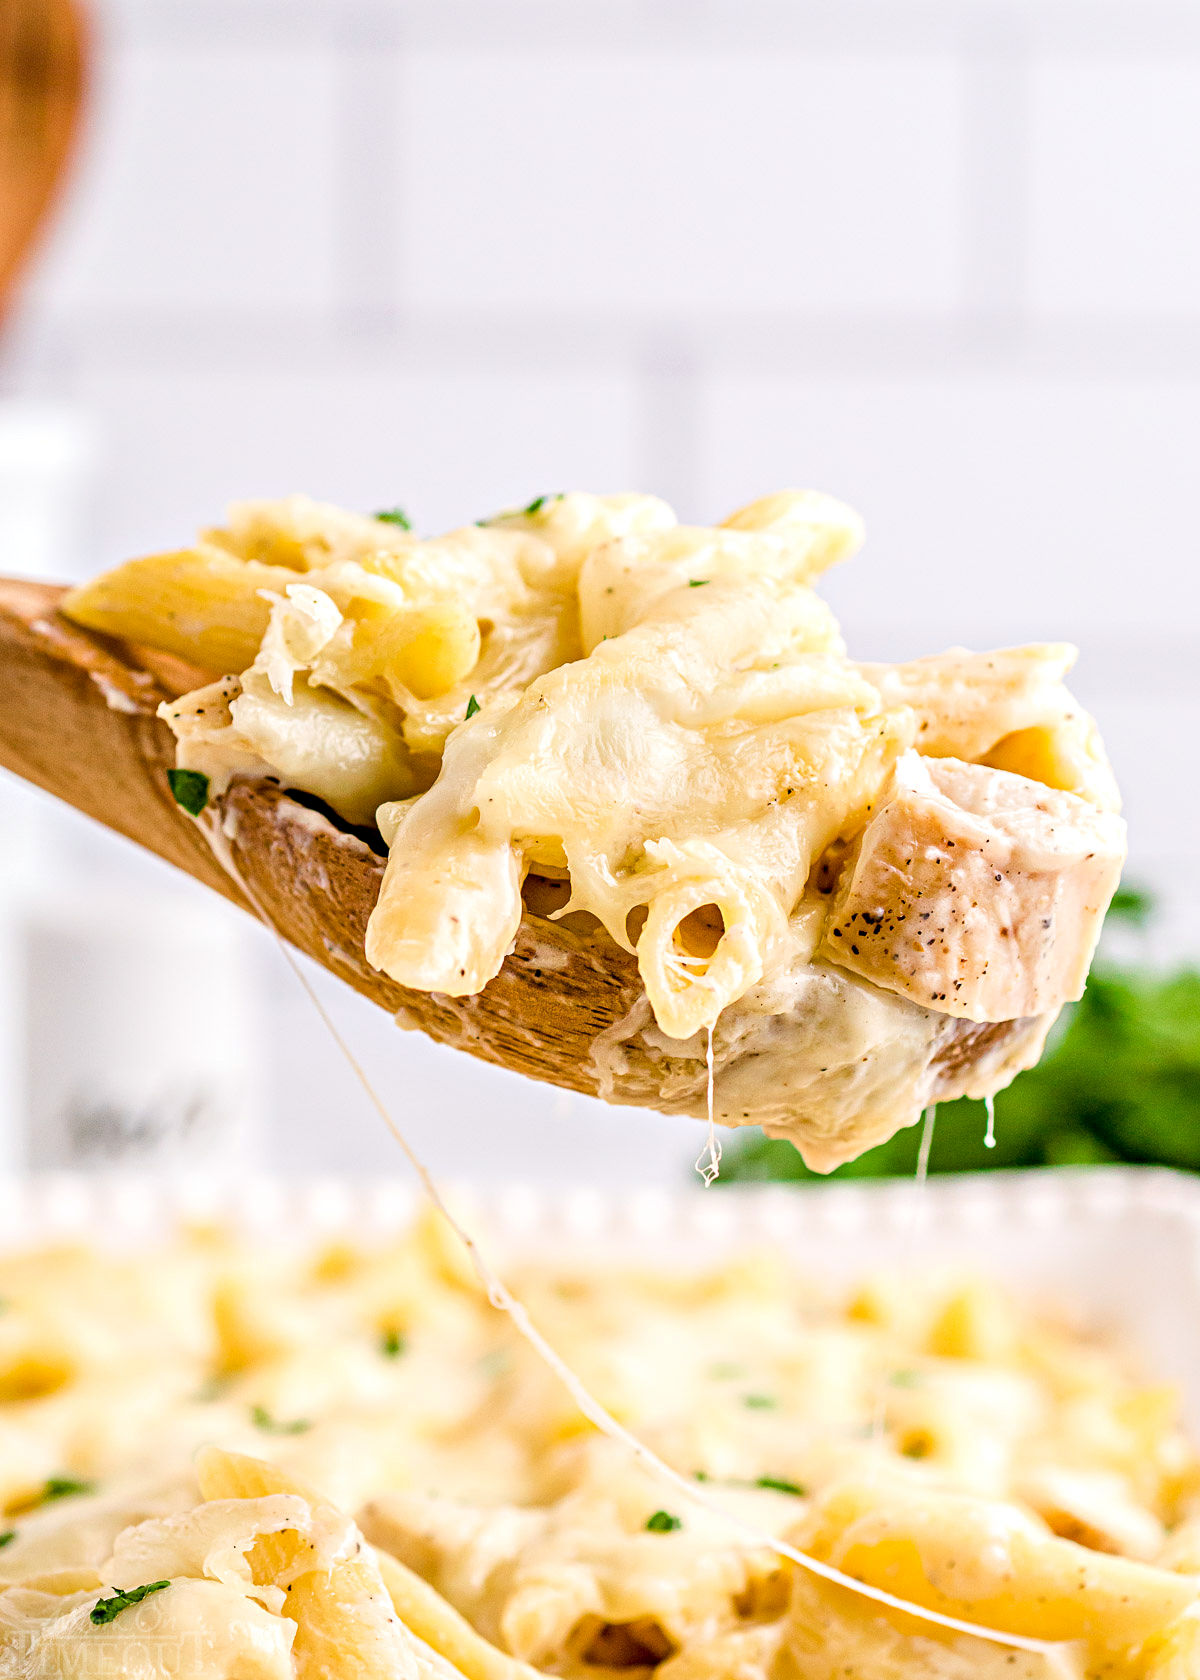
(0, 0, 1197, 1182)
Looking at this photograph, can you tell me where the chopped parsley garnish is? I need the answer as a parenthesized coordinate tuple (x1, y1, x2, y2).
(380, 1328, 407, 1359)
(692, 1470, 710, 1482)
(522, 493, 563, 517)
(708, 1362, 746, 1380)
(889, 1369, 922, 1388)
(166, 768, 209, 817)
(645, 1509, 682, 1532)
(41, 1477, 95, 1504)
(374, 507, 412, 530)
(688, 578, 709, 587)
(90, 1581, 170, 1625)
(742, 1394, 777, 1410)
(465, 694, 481, 719)
(755, 1475, 805, 1496)
(0, 1531, 14, 1548)
(250, 1405, 311, 1435)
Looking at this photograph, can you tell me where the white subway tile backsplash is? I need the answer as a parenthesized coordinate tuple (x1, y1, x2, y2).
(1029, 60, 1200, 314)
(400, 50, 964, 315)
(7, 6, 1200, 1174)
(28, 43, 340, 315)
(1094, 698, 1200, 879)
(697, 372, 1200, 649)
(74, 358, 640, 566)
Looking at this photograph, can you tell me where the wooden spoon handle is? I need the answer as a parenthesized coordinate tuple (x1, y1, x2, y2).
(0, 579, 647, 1102)
(0, 578, 246, 906)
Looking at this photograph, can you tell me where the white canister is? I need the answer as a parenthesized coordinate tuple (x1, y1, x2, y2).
(14, 887, 260, 1171)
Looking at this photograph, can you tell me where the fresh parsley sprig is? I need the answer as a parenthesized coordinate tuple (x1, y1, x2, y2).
(90, 1581, 170, 1626)
(40, 1476, 95, 1504)
(754, 1475, 805, 1496)
(166, 768, 209, 817)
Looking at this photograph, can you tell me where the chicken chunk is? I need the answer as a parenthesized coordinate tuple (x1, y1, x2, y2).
(816, 753, 1126, 1022)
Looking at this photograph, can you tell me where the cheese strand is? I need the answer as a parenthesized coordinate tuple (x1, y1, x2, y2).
(693, 1025, 722, 1187)
(202, 810, 1055, 1658)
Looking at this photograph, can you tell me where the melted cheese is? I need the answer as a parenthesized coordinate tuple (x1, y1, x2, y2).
(65, 489, 1126, 1168)
(0, 1224, 1193, 1679)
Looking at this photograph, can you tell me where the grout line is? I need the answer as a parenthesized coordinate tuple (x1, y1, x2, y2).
(97, 0, 338, 49)
(959, 5, 1030, 336)
(0, 305, 86, 402)
(18, 307, 1200, 384)
(330, 6, 405, 330)
(97, 0, 1200, 57)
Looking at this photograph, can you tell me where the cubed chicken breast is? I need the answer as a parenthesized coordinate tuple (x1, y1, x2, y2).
(816, 752, 1126, 1023)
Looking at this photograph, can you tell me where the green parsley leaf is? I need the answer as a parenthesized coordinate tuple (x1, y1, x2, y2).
(380, 1328, 407, 1359)
(374, 508, 412, 530)
(742, 1394, 777, 1410)
(90, 1581, 170, 1626)
(166, 768, 209, 817)
(250, 1405, 311, 1436)
(1108, 883, 1154, 926)
(755, 1475, 805, 1496)
(522, 494, 564, 517)
(889, 1369, 922, 1388)
(41, 1477, 95, 1504)
(645, 1510, 682, 1532)
(688, 578, 709, 587)
(465, 694, 481, 719)
(0, 1531, 15, 1549)
(692, 1470, 710, 1482)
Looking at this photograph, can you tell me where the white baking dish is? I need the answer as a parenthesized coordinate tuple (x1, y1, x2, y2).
(2, 1167, 1197, 1426)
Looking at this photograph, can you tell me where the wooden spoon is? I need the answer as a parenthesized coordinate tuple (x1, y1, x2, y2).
(0, 0, 87, 323)
(0, 579, 1029, 1122)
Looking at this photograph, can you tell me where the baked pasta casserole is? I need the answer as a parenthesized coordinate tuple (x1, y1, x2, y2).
(0, 1213, 1195, 1678)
